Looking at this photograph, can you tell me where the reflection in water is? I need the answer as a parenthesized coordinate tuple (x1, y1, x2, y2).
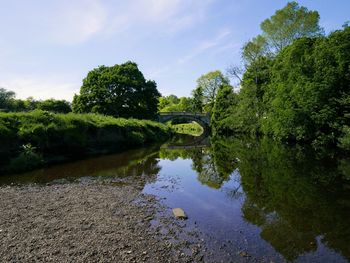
(0, 146, 161, 185)
(1, 135, 350, 262)
(157, 136, 350, 262)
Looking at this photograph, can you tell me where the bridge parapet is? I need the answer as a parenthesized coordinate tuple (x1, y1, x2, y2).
(159, 111, 208, 117)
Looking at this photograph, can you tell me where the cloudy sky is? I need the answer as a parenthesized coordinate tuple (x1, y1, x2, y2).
(0, 0, 349, 101)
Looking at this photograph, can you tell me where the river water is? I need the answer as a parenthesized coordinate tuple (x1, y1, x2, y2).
(1, 135, 350, 262)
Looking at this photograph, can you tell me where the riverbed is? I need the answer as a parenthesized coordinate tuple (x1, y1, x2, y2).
(0, 135, 349, 262)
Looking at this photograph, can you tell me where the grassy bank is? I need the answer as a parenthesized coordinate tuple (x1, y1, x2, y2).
(170, 122, 204, 136)
(0, 110, 171, 174)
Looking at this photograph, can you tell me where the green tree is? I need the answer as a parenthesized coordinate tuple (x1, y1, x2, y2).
(72, 61, 160, 120)
(260, 1, 324, 52)
(263, 27, 350, 145)
(211, 85, 238, 135)
(242, 35, 269, 66)
(158, 95, 193, 112)
(195, 71, 229, 113)
(191, 86, 204, 113)
(37, 99, 72, 113)
(0, 88, 15, 111)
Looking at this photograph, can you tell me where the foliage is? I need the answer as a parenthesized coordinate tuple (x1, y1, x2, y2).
(0, 88, 71, 113)
(0, 110, 171, 173)
(211, 6, 350, 147)
(0, 88, 15, 110)
(194, 71, 230, 114)
(338, 126, 350, 150)
(191, 86, 204, 113)
(262, 27, 350, 145)
(158, 95, 193, 112)
(72, 61, 160, 120)
(169, 122, 203, 136)
(211, 85, 238, 135)
(260, 1, 324, 52)
(7, 144, 44, 173)
(37, 99, 71, 113)
(242, 35, 269, 65)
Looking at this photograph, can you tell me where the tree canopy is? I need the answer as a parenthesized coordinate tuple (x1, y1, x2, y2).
(0, 88, 15, 110)
(260, 1, 324, 52)
(72, 61, 160, 120)
(193, 70, 230, 114)
(158, 95, 193, 112)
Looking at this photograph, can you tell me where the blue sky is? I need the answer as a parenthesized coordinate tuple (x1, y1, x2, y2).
(0, 0, 349, 101)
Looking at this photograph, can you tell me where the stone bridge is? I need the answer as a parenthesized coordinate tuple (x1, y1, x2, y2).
(158, 112, 210, 132)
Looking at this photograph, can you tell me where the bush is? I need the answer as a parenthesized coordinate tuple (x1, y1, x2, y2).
(338, 126, 350, 150)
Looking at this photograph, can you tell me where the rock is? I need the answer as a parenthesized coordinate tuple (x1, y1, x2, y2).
(239, 251, 250, 257)
(172, 208, 187, 219)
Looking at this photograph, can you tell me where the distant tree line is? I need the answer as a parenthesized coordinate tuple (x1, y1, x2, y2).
(0, 88, 71, 113)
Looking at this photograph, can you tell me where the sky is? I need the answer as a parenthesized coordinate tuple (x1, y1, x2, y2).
(0, 0, 349, 101)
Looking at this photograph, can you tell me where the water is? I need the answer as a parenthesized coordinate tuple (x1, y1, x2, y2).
(1, 135, 350, 262)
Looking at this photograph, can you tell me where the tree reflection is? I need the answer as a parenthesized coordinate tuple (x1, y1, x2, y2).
(161, 135, 350, 261)
(159, 135, 350, 261)
(213, 137, 350, 261)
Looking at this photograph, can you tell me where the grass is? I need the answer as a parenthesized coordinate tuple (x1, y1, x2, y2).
(0, 110, 172, 173)
(169, 122, 204, 136)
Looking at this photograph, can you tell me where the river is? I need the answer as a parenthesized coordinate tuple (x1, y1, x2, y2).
(1, 135, 349, 262)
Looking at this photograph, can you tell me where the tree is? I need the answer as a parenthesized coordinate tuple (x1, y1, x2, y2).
(242, 35, 269, 66)
(72, 61, 160, 120)
(262, 27, 350, 145)
(158, 95, 193, 112)
(226, 65, 243, 84)
(260, 1, 324, 52)
(191, 86, 204, 113)
(37, 99, 72, 113)
(195, 71, 230, 113)
(211, 85, 238, 135)
(0, 88, 15, 111)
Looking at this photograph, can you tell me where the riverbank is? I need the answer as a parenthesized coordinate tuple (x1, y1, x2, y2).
(0, 176, 205, 262)
(169, 122, 204, 136)
(0, 110, 172, 174)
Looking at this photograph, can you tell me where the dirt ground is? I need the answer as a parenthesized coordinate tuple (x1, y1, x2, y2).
(0, 177, 206, 263)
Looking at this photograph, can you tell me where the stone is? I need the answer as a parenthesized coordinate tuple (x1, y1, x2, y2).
(172, 208, 187, 219)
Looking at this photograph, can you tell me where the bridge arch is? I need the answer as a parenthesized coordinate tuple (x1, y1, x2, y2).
(158, 112, 210, 133)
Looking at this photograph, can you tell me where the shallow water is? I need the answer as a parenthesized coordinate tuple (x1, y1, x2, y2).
(1, 135, 350, 262)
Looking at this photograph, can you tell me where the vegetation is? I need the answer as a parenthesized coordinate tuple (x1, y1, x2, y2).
(158, 95, 193, 112)
(209, 2, 350, 148)
(0, 110, 171, 173)
(192, 70, 230, 114)
(169, 122, 203, 136)
(0, 88, 71, 113)
(72, 61, 160, 120)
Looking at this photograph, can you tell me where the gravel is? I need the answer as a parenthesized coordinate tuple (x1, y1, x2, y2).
(0, 177, 206, 263)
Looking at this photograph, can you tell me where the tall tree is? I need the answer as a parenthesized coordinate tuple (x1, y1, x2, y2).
(260, 1, 324, 52)
(0, 88, 15, 110)
(211, 85, 238, 135)
(72, 61, 160, 120)
(191, 86, 204, 113)
(195, 71, 230, 113)
(242, 35, 269, 66)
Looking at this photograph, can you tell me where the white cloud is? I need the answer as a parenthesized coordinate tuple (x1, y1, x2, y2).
(102, 0, 216, 38)
(47, 0, 107, 45)
(178, 29, 232, 64)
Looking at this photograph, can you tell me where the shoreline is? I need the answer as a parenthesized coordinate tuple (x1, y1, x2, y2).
(0, 176, 205, 262)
